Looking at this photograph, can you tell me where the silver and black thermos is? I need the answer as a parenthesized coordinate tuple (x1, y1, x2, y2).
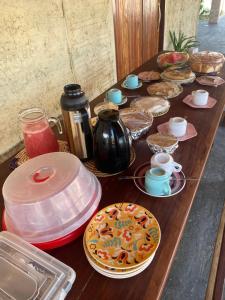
(60, 84, 93, 160)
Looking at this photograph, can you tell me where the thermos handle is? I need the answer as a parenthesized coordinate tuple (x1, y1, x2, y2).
(79, 108, 90, 132)
(79, 108, 93, 159)
(48, 117, 63, 134)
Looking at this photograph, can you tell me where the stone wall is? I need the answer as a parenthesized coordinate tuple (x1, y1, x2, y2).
(0, 0, 116, 162)
(164, 0, 201, 50)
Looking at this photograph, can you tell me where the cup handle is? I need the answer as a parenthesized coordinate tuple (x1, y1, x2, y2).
(173, 162, 182, 172)
(163, 182, 171, 195)
(48, 117, 63, 134)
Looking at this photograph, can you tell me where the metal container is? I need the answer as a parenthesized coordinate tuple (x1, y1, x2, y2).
(60, 84, 93, 160)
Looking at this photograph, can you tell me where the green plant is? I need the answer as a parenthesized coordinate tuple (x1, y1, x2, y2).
(169, 30, 199, 52)
(199, 0, 210, 16)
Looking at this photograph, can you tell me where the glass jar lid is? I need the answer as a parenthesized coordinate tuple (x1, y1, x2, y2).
(190, 51, 225, 64)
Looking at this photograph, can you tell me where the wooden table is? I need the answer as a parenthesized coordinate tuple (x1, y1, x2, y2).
(0, 57, 225, 300)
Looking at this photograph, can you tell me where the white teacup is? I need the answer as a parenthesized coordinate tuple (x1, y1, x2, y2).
(151, 153, 182, 176)
(188, 47, 199, 54)
(169, 117, 187, 137)
(192, 90, 209, 106)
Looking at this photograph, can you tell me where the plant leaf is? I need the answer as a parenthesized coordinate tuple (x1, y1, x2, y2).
(168, 30, 199, 51)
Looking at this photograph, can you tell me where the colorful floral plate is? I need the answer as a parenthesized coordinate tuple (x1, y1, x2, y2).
(85, 253, 154, 279)
(133, 162, 186, 198)
(84, 238, 155, 278)
(83, 233, 155, 275)
(85, 203, 161, 270)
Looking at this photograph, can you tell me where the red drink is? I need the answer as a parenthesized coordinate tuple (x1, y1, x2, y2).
(19, 108, 60, 158)
(23, 121, 59, 158)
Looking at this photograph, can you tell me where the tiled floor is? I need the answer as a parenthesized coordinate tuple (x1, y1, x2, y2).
(162, 125, 225, 300)
(162, 17, 225, 300)
(197, 15, 225, 53)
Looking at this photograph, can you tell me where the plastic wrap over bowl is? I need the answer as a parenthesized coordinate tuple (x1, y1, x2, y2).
(119, 108, 153, 140)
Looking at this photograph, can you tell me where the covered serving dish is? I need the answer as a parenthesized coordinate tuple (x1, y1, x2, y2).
(119, 108, 153, 140)
(157, 51, 189, 69)
(2, 152, 101, 248)
(146, 133, 178, 154)
(189, 51, 225, 74)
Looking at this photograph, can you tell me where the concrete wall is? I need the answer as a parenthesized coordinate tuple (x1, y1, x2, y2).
(164, 0, 201, 50)
(0, 0, 116, 162)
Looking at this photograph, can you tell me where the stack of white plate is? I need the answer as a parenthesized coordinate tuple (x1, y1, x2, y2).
(83, 202, 161, 279)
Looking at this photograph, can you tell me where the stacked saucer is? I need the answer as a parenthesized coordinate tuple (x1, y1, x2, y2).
(83, 203, 161, 279)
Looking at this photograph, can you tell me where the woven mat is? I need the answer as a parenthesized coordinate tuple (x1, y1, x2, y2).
(83, 147, 136, 177)
(10, 142, 136, 177)
(10, 140, 69, 169)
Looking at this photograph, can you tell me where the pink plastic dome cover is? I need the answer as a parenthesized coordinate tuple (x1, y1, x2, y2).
(3, 152, 101, 243)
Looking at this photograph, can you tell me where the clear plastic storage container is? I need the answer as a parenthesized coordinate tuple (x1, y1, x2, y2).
(0, 231, 75, 300)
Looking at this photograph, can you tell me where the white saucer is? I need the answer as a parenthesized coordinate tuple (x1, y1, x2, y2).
(121, 80, 142, 90)
(104, 95, 128, 106)
(86, 252, 154, 279)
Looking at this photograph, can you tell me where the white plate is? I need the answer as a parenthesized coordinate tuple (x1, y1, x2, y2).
(85, 249, 155, 279)
(121, 80, 142, 90)
(160, 72, 196, 85)
(104, 95, 128, 106)
(83, 233, 157, 275)
(83, 235, 156, 275)
(147, 83, 183, 99)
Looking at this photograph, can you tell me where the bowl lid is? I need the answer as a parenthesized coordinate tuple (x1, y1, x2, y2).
(119, 108, 153, 131)
(3, 152, 81, 204)
(190, 51, 225, 64)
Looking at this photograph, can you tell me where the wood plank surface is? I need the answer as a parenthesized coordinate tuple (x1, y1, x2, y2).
(113, 0, 143, 80)
(142, 0, 160, 63)
(213, 225, 225, 300)
(113, 0, 161, 81)
(0, 56, 225, 300)
(206, 201, 225, 300)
